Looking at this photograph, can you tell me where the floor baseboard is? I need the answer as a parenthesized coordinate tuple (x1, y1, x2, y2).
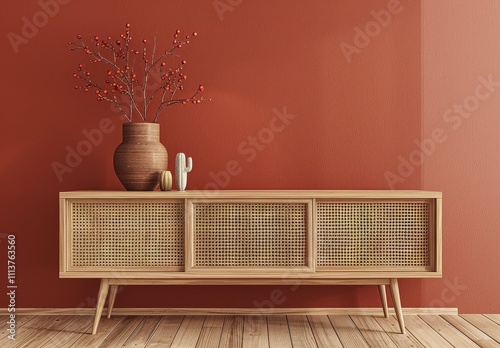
(0, 307, 458, 316)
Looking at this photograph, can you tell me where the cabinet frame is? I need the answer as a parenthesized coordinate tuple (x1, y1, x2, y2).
(59, 190, 442, 335)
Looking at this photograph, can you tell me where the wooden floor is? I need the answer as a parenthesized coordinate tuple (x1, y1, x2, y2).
(1, 314, 500, 348)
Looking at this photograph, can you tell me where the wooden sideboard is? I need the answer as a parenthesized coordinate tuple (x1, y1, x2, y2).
(59, 190, 442, 334)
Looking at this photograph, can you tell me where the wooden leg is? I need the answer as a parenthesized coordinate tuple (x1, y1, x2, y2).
(92, 279, 109, 335)
(389, 278, 406, 334)
(107, 285, 119, 319)
(378, 284, 389, 318)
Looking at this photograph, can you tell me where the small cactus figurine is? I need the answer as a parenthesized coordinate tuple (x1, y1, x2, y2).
(175, 153, 192, 191)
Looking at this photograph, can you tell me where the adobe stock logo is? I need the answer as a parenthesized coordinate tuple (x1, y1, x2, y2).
(213, 0, 243, 21)
(7, 0, 71, 54)
(51, 118, 122, 183)
(203, 107, 296, 191)
(384, 74, 500, 189)
(429, 278, 467, 308)
(339, 0, 406, 63)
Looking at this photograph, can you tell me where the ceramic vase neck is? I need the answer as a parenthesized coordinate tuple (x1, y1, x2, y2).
(122, 123, 160, 142)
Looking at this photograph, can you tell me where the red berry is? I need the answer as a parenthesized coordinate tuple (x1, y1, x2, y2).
(143, 39, 147, 43)
(95, 90, 100, 94)
(94, 36, 99, 41)
(193, 32, 198, 37)
(199, 85, 205, 92)
(176, 29, 181, 34)
(77, 34, 82, 39)
(183, 75, 187, 80)
(126, 23, 131, 28)
(161, 62, 165, 66)
(73, 73, 78, 78)
(196, 99, 201, 104)
(182, 60, 186, 64)
(116, 40, 121, 45)
(68, 41, 73, 45)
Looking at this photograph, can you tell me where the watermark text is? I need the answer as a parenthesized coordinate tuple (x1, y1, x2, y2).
(7, 0, 72, 54)
(6, 235, 16, 340)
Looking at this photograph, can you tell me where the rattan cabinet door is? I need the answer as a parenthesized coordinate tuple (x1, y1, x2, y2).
(187, 200, 313, 272)
(316, 200, 435, 272)
(67, 200, 185, 272)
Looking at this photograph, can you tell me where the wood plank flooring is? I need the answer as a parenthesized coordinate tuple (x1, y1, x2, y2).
(1, 314, 499, 348)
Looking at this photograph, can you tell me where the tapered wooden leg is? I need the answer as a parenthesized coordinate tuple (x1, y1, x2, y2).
(92, 279, 109, 335)
(378, 284, 389, 318)
(107, 285, 119, 319)
(389, 278, 406, 334)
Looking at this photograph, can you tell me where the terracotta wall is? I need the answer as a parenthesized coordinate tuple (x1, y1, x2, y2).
(421, 1, 500, 313)
(0, 0, 495, 312)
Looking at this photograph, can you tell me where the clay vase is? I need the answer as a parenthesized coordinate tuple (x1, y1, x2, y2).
(113, 123, 168, 191)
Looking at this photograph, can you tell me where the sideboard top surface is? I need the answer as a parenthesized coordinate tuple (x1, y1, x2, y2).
(60, 190, 442, 199)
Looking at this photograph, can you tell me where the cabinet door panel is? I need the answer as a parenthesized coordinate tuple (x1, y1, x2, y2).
(67, 200, 185, 272)
(316, 200, 434, 272)
(187, 200, 313, 272)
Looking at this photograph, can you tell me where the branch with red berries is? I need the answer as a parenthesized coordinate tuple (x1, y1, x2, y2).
(69, 24, 210, 123)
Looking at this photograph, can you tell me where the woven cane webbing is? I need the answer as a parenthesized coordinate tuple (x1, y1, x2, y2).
(316, 202, 430, 267)
(192, 203, 308, 268)
(71, 202, 184, 268)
